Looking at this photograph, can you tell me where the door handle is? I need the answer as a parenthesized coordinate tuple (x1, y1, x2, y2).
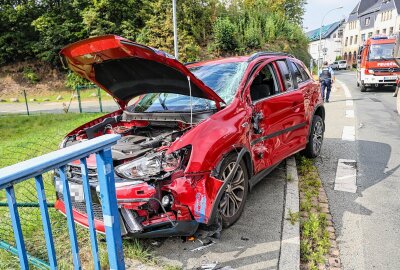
(252, 112, 264, 134)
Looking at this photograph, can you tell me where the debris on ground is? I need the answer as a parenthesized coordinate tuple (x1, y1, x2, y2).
(191, 239, 216, 252)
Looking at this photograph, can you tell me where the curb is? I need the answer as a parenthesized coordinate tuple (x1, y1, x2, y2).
(278, 156, 300, 270)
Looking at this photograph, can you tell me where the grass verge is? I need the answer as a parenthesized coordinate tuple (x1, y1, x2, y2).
(297, 156, 331, 270)
(0, 113, 179, 270)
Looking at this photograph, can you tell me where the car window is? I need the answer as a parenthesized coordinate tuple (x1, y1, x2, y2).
(295, 62, 311, 82)
(276, 60, 294, 90)
(289, 61, 303, 84)
(250, 64, 279, 102)
(339, 60, 347, 64)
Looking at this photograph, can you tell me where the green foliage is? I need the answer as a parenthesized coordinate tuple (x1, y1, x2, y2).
(22, 67, 40, 83)
(0, 0, 309, 66)
(213, 17, 238, 52)
(65, 71, 92, 90)
(335, 55, 343, 61)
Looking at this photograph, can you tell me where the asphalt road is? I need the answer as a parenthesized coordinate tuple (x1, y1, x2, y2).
(316, 70, 400, 269)
(145, 165, 286, 270)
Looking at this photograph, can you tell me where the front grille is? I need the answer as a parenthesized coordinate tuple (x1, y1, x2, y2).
(68, 164, 98, 183)
(372, 68, 400, 73)
(57, 192, 104, 221)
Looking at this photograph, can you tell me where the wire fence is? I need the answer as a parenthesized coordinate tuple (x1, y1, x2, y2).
(0, 87, 119, 116)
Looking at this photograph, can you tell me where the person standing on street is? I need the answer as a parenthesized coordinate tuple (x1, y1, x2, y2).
(319, 61, 335, 103)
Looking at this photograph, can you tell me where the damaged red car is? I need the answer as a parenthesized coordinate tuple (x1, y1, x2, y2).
(55, 35, 325, 238)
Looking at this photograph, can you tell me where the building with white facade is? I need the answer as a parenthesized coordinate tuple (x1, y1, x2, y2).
(307, 21, 344, 66)
(342, 0, 400, 65)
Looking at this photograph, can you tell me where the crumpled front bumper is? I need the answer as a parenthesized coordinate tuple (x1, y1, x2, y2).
(54, 197, 199, 238)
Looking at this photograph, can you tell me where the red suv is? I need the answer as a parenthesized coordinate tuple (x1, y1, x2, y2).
(55, 35, 324, 238)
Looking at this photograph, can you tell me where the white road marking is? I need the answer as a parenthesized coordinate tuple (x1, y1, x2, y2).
(338, 81, 352, 98)
(346, 100, 354, 106)
(342, 126, 355, 141)
(346, 109, 355, 118)
(334, 159, 357, 193)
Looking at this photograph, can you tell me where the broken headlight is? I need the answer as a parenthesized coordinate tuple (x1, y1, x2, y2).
(115, 147, 191, 180)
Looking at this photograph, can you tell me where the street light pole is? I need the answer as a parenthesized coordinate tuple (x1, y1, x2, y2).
(172, 0, 178, 59)
(318, 6, 343, 72)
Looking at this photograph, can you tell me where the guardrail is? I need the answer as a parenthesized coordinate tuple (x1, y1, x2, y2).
(0, 134, 124, 270)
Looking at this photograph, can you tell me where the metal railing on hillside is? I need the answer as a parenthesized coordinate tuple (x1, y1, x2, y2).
(0, 134, 125, 270)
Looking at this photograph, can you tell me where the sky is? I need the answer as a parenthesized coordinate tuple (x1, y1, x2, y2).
(303, 0, 360, 31)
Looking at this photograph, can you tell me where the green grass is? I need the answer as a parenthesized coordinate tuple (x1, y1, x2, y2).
(297, 156, 331, 270)
(0, 113, 180, 269)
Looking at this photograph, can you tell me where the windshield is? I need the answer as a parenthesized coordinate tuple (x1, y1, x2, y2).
(368, 43, 395, 61)
(126, 62, 248, 113)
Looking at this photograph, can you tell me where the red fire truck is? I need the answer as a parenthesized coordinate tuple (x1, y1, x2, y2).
(357, 36, 400, 92)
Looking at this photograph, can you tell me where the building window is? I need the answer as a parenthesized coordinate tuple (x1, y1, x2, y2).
(361, 33, 366, 41)
(383, 28, 387, 34)
(355, 35, 358, 44)
(390, 27, 394, 35)
(333, 33, 336, 38)
(350, 36, 353, 45)
(368, 32, 373, 37)
(376, 30, 380, 34)
(345, 37, 348, 46)
(365, 17, 370, 26)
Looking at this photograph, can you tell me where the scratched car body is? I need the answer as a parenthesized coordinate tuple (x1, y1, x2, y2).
(55, 35, 325, 238)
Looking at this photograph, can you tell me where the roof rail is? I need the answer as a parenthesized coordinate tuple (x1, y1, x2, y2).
(248, 51, 295, 61)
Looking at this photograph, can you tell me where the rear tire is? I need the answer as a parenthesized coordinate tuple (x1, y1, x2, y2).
(360, 84, 366, 92)
(218, 154, 249, 228)
(303, 115, 324, 158)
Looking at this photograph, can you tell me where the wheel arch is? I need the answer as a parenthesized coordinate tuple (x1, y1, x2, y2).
(211, 146, 254, 180)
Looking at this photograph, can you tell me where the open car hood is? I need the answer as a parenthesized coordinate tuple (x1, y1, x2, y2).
(60, 35, 225, 108)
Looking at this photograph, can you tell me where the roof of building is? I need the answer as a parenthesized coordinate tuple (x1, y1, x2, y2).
(306, 21, 342, 42)
(348, 0, 400, 21)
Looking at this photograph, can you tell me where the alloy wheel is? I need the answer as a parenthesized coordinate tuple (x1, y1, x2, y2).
(219, 162, 245, 218)
(312, 120, 323, 155)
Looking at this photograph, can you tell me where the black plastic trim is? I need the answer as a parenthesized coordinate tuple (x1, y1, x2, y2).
(250, 122, 307, 146)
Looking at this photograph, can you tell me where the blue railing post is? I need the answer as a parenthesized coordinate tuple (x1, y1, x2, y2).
(34, 175, 57, 269)
(6, 186, 29, 270)
(59, 165, 82, 270)
(80, 158, 101, 270)
(96, 148, 125, 270)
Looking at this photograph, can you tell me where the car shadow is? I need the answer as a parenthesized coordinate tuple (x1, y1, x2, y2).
(136, 164, 287, 269)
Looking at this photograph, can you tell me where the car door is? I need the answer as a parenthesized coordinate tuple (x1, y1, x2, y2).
(273, 59, 308, 160)
(247, 61, 292, 173)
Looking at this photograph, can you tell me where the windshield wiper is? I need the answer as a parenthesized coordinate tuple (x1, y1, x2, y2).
(158, 94, 169, 111)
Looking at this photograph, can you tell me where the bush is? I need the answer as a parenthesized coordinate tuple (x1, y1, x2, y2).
(244, 22, 262, 49)
(23, 67, 40, 83)
(65, 71, 92, 89)
(213, 17, 238, 52)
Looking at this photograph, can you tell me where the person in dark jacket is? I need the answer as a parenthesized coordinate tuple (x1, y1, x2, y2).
(319, 61, 335, 103)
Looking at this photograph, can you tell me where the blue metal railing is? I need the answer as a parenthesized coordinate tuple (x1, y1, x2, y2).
(0, 134, 125, 270)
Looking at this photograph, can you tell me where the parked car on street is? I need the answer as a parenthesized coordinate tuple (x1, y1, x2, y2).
(56, 35, 325, 238)
(331, 60, 347, 70)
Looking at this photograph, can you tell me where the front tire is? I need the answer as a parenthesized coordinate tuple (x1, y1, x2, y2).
(303, 115, 324, 158)
(218, 154, 249, 228)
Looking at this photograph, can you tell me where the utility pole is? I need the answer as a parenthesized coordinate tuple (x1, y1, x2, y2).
(319, 6, 343, 72)
(172, 0, 178, 59)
